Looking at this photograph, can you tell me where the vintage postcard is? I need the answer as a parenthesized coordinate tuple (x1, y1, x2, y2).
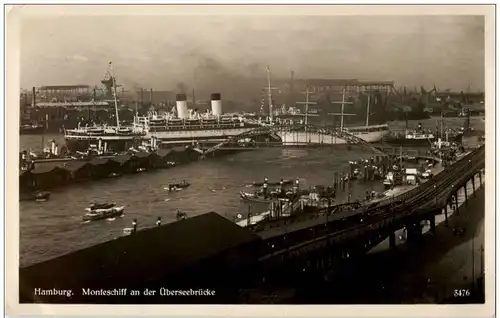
(5, 3, 495, 317)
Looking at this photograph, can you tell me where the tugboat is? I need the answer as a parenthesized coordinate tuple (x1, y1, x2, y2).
(176, 210, 188, 221)
(82, 202, 125, 221)
(164, 180, 191, 192)
(383, 122, 462, 146)
(250, 178, 293, 187)
(19, 190, 51, 202)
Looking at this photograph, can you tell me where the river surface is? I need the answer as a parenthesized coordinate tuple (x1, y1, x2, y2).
(19, 116, 485, 268)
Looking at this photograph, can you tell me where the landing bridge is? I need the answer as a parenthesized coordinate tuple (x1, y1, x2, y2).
(19, 147, 485, 303)
(254, 145, 485, 275)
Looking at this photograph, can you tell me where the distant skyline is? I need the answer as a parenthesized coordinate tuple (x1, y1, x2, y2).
(20, 14, 485, 96)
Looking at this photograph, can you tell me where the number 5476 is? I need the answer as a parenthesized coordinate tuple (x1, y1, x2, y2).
(454, 289, 471, 297)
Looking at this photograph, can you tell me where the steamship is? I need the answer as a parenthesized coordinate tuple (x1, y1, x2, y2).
(63, 64, 390, 152)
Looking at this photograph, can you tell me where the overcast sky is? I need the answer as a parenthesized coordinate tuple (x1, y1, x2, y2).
(20, 14, 484, 93)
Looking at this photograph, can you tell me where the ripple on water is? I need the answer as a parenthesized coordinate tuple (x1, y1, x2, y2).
(20, 117, 489, 268)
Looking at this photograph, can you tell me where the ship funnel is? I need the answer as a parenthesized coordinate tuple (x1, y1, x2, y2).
(211, 93, 222, 116)
(175, 93, 189, 119)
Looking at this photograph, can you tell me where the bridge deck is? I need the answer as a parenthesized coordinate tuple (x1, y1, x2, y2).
(257, 156, 446, 240)
(259, 147, 484, 260)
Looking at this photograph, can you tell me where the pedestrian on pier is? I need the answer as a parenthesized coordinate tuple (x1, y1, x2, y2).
(156, 217, 162, 227)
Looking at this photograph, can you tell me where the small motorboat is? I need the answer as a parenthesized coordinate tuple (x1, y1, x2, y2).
(251, 179, 293, 187)
(239, 191, 273, 203)
(85, 202, 116, 212)
(239, 191, 291, 204)
(83, 203, 125, 222)
(164, 181, 191, 192)
(383, 179, 393, 189)
(20, 191, 51, 202)
(107, 172, 122, 178)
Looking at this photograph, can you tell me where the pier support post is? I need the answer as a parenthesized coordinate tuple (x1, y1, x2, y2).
(132, 219, 137, 234)
(429, 215, 436, 233)
(444, 205, 449, 226)
(389, 231, 396, 248)
(406, 223, 422, 242)
(455, 192, 459, 216)
(478, 170, 482, 186)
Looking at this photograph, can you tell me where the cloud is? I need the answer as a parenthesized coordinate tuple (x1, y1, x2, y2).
(69, 54, 88, 62)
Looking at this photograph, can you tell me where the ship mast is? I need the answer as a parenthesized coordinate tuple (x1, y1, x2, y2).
(366, 93, 371, 127)
(340, 88, 346, 130)
(109, 62, 120, 129)
(440, 111, 444, 139)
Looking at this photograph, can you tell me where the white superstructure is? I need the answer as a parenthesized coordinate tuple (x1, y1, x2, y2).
(175, 93, 189, 119)
(276, 124, 389, 146)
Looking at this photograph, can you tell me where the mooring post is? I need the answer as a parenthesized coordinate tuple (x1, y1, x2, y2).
(132, 219, 138, 234)
(472, 176, 476, 196)
(429, 215, 436, 233)
(464, 183, 468, 205)
(444, 205, 449, 226)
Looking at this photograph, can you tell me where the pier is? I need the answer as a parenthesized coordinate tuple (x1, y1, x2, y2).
(19, 145, 485, 303)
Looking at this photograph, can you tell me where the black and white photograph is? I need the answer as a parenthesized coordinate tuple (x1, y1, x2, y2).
(6, 4, 494, 313)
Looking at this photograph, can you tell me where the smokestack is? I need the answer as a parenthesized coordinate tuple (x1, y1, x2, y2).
(210, 93, 222, 116)
(31, 87, 36, 107)
(150, 88, 153, 104)
(176, 94, 189, 119)
(140, 88, 144, 105)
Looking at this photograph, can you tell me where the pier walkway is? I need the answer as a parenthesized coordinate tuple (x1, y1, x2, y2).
(19, 146, 486, 304)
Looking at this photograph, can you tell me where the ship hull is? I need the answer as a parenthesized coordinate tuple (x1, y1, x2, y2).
(64, 126, 260, 152)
